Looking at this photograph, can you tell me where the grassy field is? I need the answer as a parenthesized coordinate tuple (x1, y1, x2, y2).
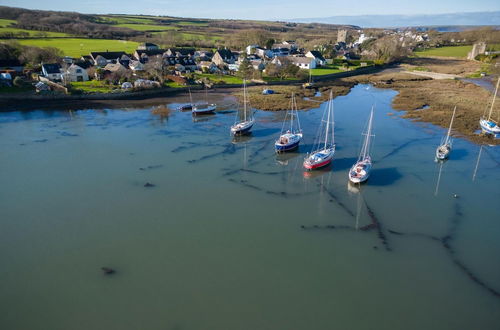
(413, 45, 473, 58)
(176, 21, 209, 26)
(115, 24, 178, 31)
(98, 16, 157, 24)
(152, 31, 221, 41)
(0, 27, 71, 37)
(70, 81, 118, 93)
(194, 73, 243, 84)
(0, 18, 16, 27)
(311, 65, 343, 76)
(16, 38, 140, 57)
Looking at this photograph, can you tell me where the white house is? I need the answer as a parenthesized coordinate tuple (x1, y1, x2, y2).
(305, 51, 326, 67)
(289, 57, 316, 69)
(63, 64, 89, 82)
(41, 63, 63, 81)
(272, 56, 316, 70)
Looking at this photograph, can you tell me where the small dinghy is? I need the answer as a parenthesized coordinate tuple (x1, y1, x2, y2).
(275, 93, 302, 153)
(349, 107, 374, 183)
(304, 90, 335, 170)
(436, 106, 456, 160)
(231, 80, 254, 136)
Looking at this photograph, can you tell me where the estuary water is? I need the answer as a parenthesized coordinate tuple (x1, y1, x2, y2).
(1, 85, 499, 330)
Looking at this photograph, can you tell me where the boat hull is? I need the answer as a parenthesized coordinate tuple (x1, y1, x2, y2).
(275, 133, 302, 153)
(348, 159, 372, 183)
(480, 119, 500, 135)
(436, 144, 451, 160)
(192, 104, 217, 115)
(231, 121, 254, 135)
(303, 148, 335, 170)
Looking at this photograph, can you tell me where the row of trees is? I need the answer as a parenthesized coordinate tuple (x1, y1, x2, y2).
(0, 41, 62, 68)
(237, 56, 308, 80)
(0, 6, 140, 39)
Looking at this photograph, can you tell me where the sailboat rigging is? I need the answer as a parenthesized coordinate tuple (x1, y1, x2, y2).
(349, 107, 375, 183)
(303, 90, 335, 170)
(435, 106, 456, 160)
(231, 79, 255, 135)
(275, 93, 303, 153)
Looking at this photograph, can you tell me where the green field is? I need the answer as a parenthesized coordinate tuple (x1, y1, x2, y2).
(176, 21, 209, 26)
(194, 73, 243, 84)
(153, 31, 221, 41)
(0, 27, 70, 37)
(0, 18, 16, 27)
(115, 24, 177, 31)
(310, 65, 343, 76)
(16, 38, 140, 57)
(98, 16, 157, 24)
(70, 81, 118, 93)
(413, 45, 473, 58)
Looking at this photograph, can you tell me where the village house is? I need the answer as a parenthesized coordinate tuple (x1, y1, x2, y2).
(103, 63, 130, 76)
(119, 54, 131, 67)
(290, 57, 316, 69)
(250, 59, 265, 71)
(0, 59, 24, 76)
(137, 42, 159, 51)
(198, 61, 218, 73)
(305, 51, 326, 67)
(193, 50, 213, 62)
(272, 56, 316, 70)
(163, 56, 197, 72)
(212, 49, 236, 66)
(129, 60, 145, 72)
(133, 49, 165, 63)
(63, 63, 89, 82)
(90, 51, 127, 67)
(41, 63, 63, 81)
(165, 48, 196, 57)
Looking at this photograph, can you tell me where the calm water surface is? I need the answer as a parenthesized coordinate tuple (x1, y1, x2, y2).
(1, 85, 499, 330)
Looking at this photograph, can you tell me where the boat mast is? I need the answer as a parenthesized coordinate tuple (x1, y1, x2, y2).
(324, 90, 332, 150)
(243, 79, 247, 122)
(361, 107, 374, 159)
(290, 93, 294, 132)
(487, 77, 499, 121)
(188, 88, 193, 106)
(444, 106, 456, 145)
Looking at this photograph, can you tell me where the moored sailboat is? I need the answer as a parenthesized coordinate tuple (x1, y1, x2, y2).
(192, 86, 217, 115)
(349, 107, 375, 183)
(479, 77, 500, 135)
(436, 106, 456, 160)
(231, 80, 254, 135)
(275, 93, 303, 152)
(303, 90, 335, 170)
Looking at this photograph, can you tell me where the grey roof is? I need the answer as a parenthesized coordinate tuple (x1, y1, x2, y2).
(42, 63, 61, 74)
(308, 51, 326, 61)
(90, 51, 127, 60)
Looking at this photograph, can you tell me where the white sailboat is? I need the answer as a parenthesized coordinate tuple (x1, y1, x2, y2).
(303, 90, 335, 170)
(231, 80, 254, 135)
(192, 86, 217, 115)
(436, 106, 456, 160)
(349, 107, 374, 183)
(275, 93, 303, 153)
(479, 77, 500, 135)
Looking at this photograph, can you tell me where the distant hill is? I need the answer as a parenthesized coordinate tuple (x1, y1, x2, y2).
(292, 11, 500, 28)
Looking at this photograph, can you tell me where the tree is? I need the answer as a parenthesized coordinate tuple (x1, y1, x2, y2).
(143, 57, 167, 84)
(238, 56, 253, 79)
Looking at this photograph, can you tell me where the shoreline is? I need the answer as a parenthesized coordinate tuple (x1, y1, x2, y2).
(1, 65, 498, 145)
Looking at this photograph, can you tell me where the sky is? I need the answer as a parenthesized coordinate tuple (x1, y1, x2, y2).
(1, 0, 500, 20)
